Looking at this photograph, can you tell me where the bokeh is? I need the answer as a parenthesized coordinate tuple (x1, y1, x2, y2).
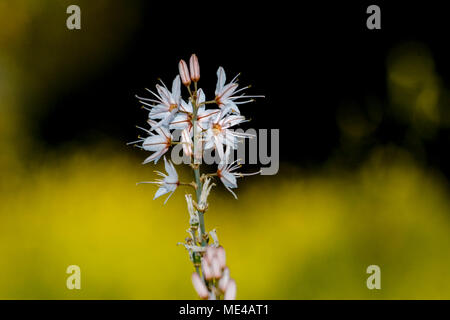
(0, 1, 449, 299)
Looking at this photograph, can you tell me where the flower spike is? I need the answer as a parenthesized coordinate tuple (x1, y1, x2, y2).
(131, 55, 263, 301)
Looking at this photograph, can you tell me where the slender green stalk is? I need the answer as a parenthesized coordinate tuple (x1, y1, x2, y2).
(194, 167, 206, 245)
(191, 85, 207, 246)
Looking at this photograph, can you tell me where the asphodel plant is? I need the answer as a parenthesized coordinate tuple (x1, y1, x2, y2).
(129, 54, 263, 299)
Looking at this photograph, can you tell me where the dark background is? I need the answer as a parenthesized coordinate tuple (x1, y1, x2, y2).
(32, 1, 450, 176)
(2, 0, 450, 300)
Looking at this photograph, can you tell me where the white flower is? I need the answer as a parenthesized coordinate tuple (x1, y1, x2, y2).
(217, 160, 239, 198)
(170, 89, 219, 132)
(126, 120, 172, 164)
(136, 75, 181, 129)
(196, 107, 221, 130)
(143, 120, 172, 164)
(215, 66, 264, 116)
(217, 148, 260, 199)
(203, 112, 252, 160)
(138, 157, 179, 204)
(169, 89, 219, 159)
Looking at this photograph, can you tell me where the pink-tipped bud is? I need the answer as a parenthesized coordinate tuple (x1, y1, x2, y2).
(224, 279, 236, 300)
(217, 246, 226, 270)
(218, 268, 230, 292)
(189, 54, 200, 82)
(192, 272, 209, 299)
(211, 257, 222, 279)
(205, 246, 215, 263)
(202, 258, 213, 280)
(178, 59, 191, 86)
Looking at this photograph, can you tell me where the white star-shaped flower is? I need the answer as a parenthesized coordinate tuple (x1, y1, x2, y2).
(215, 67, 264, 116)
(126, 120, 172, 164)
(217, 148, 260, 199)
(169, 89, 220, 133)
(203, 112, 252, 160)
(138, 157, 179, 204)
(136, 75, 181, 129)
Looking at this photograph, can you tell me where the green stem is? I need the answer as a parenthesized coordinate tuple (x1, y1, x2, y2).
(194, 167, 206, 245)
(195, 265, 200, 275)
(191, 84, 207, 246)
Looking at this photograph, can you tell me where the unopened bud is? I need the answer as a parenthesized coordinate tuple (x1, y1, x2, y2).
(211, 258, 222, 279)
(218, 267, 230, 292)
(202, 258, 213, 280)
(192, 272, 209, 299)
(205, 246, 215, 263)
(224, 279, 236, 300)
(178, 59, 191, 86)
(217, 246, 226, 270)
(189, 54, 200, 82)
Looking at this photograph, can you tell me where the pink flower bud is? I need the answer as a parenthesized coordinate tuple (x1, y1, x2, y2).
(202, 258, 213, 280)
(211, 257, 222, 279)
(189, 54, 200, 82)
(217, 246, 226, 269)
(224, 279, 236, 300)
(205, 246, 215, 263)
(178, 59, 191, 86)
(192, 272, 209, 299)
(218, 267, 230, 292)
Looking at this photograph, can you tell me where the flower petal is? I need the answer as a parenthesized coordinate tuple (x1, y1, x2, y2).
(215, 66, 226, 95)
(142, 147, 167, 164)
(171, 75, 181, 102)
(153, 186, 168, 200)
(220, 171, 237, 189)
(142, 135, 166, 151)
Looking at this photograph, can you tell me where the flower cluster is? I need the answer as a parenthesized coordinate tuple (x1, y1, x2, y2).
(131, 54, 263, 300)
(131, 54, 262, 201)
(192, 246, 236, 300)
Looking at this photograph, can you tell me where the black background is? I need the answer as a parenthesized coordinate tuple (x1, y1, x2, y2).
(34, 1, 450, 176)
(0, 300, 443, 318)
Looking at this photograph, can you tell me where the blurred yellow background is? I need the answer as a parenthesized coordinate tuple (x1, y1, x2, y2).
(1, 0, 450, 299)
(1, 146, 450, 299)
